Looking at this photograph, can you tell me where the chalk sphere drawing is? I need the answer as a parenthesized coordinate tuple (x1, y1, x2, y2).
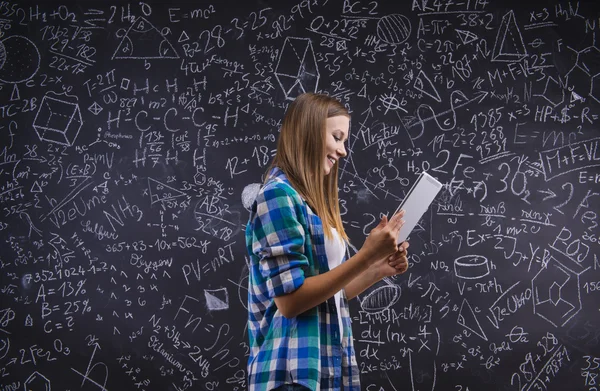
(0, 35, 41, 83)
(376, 14, 411, 45)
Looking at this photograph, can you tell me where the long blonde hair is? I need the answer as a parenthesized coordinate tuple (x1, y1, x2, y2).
(266, 93, 349, 241)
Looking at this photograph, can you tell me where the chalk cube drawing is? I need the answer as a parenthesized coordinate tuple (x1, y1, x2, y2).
(33, 93, 83, 146)
(274, 37, 320, 100)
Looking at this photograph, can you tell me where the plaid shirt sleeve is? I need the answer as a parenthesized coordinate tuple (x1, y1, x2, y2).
(251, 183, 309, 298)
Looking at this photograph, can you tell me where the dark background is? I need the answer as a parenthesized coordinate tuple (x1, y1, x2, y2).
(0, 0, 599, 390)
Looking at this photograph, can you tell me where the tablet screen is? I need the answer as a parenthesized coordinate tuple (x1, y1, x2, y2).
(394, 171, 442, 243)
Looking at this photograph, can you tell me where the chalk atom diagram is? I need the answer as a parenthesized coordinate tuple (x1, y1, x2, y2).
(274, 37, 320, 100)
(113, 16, 179, 60)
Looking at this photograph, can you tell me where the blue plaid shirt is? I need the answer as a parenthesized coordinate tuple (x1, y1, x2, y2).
(246, 167, 360, 391)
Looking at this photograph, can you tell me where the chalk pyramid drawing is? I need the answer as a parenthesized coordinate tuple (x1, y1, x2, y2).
(204, 287, 229, 311)
(113, 16, 179, 59)
(492, 10, 527, 62)
(455, 29, 479, 45)
(274, 37, 320, 100)
(147, 178, 186, 205)
(457, 298, 488, 341)
(414, 70, 441, 102)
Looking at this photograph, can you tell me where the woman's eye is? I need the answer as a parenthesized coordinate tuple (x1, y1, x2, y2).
(334, 136, 341, 141)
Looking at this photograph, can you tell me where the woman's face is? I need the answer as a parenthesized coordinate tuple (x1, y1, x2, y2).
(323, 115, 350, 176)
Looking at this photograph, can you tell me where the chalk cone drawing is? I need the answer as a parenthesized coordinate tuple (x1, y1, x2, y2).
(204, 287, 229, 311)
(274, 37, 320, 100)
(457, 298, 488, 341)
(376, 14, 411, 45)
(0, 35, 41, 83)
(32, 93, 83, 146)
(492, 10, 527, 62)
(113, 16, 179, 59)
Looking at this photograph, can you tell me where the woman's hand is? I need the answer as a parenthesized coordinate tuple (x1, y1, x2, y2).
(373, 241, 410, 279)
(359, 211, 405, 264)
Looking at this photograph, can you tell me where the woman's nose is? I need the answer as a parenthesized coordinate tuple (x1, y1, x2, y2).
(337, 146, 347, 157)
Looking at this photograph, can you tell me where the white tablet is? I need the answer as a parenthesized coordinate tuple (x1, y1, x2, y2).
(394, 171, 443, 243)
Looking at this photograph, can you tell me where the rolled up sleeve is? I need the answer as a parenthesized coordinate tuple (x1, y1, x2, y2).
(251, 185, 309, 297)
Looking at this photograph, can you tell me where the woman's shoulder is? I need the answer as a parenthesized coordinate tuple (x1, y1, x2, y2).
(259, 175, 302, 203)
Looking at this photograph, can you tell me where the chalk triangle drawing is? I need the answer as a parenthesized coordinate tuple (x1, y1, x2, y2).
(10, 84, 20, 101)
(147, 178, 186, 205)
(455, 29, 479, 45)
(112, 16, 179, 59)
(204, 287, 229, 311)
(492, 10, 527, 62)
(358, 84, 367, 98)
(570, 90, 585, 103)
(457, 298, 488, 341)
(30, 180, 43, 193)
(414, 70, 441, 102)
(178, 30, 190, 43)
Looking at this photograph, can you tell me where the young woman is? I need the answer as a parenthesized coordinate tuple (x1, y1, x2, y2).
(245, 93, 410, 391)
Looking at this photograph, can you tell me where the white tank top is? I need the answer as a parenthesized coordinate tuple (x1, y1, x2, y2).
(324, 228, 346, 340)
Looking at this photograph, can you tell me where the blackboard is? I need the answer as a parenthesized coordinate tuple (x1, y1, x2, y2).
(0, 0, 599, 390)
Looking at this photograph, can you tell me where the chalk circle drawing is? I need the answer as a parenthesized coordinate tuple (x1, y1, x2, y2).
(113, 16, 179, 59)
(242, 183, 262, 210)
(492, 10, 527, 62)
(32, 92, 83, 146)
(0, 35, 41, 83)
(454, 255, 490, 280)
(0, 334, 9, 360)
(274, 37, 320, 100)
(379, 93, 407, 114)
(204, 287, 229, 311)
(24, 371, 51, 391)
(234, 262, 249, 311)
(376, 14, 411, 45)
